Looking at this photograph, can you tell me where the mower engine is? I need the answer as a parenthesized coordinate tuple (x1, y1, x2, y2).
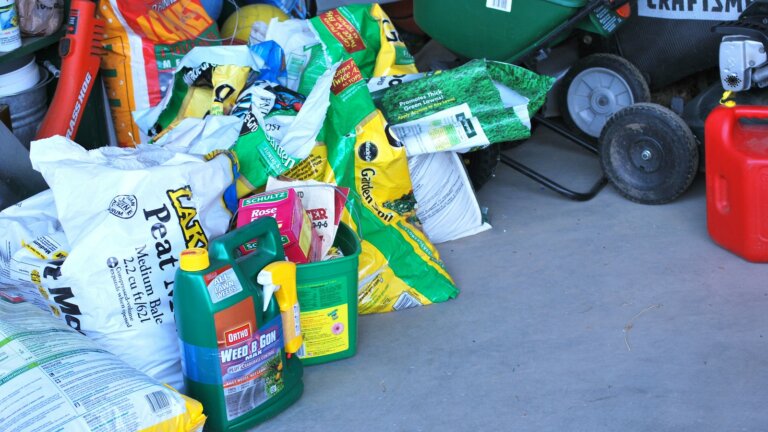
(715, 0, 768, 92)
(719, 37, 768, 91)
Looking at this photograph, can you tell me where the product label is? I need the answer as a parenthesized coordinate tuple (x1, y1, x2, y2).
(103, 187, 209, 332)
(592, 5, 623, 33)
(21, 235, 67, 261)
(215, 298, 284, 421)
(638, 0, 746, 20)
(389, 104, 490, 155)
(319, 9, 365, 54)
(394, 45, 415, 66)
(242, 191, 289, 206)
(204, 266, 244, 304)
(486, 0, 512, 12)
(297, 304, 349, 359)
(331, 58, 364, 96)
(0, 4, 19, 31)
(296, 278, 349, 358)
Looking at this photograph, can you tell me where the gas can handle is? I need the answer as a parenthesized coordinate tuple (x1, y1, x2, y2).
(207, 217, 284, 278)
(732, 105, 768, 120)
(709, 105, 768, 138)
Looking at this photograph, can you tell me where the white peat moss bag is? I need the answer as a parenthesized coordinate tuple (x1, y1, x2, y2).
(29, 136, 237, 390)
(0, 292, 206, 432)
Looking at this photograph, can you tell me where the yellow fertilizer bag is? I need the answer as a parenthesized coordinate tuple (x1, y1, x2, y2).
(0, 292, 206, 432)
(98, 0, 220, 147)
(284, 57, 458, 314)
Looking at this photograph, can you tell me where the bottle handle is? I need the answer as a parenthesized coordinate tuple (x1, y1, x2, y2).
(208, 217, 284, 280)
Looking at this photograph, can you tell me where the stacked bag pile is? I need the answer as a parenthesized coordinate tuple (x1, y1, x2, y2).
(0, 1, 554, 430)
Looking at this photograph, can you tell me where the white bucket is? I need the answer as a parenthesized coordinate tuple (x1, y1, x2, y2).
(0, 57, 39, 97)
(0, 0, 21, 53)
(0, 62, 52, 148)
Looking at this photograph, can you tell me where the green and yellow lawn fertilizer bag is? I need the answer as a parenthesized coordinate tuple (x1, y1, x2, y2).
(368, 59, 556, 155)
(304, 3, 416, 87)
(260, 3, 417, 96)
(284, 56, 458, 314)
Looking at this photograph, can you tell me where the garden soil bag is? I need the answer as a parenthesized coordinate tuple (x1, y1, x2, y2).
(0, 292, 206, 432)
(26, 137, 237, 390)
(283, 57, 458, 314)
(98, 0, 220, 147)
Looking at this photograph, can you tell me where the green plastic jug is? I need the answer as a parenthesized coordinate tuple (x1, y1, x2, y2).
(295, 222, 360, 365)
(174, 218, 303, 432)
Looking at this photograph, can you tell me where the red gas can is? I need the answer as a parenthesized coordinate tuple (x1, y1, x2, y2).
(705, 105, 768, 262)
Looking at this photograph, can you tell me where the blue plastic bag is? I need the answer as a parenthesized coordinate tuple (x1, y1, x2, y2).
(250, 40, 286, 84)
(245, 0, 307, 18)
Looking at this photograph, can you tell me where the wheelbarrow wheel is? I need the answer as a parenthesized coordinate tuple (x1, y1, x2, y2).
(560, 53, 650, 138)
(463, 145, 500, 191)
(599, 103, 699, 205)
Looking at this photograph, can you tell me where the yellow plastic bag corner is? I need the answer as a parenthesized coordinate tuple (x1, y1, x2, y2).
(138, 386, 206, 432)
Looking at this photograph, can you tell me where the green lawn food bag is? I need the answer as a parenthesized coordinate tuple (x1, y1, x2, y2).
(99, 0, 221, 147)
(368, 75, 494, 244)
(283, 59, 458, 313)
(0, 292, 206, 432)
(368, 59, 555, 155)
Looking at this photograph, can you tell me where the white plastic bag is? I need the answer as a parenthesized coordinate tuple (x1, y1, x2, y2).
(408, 152, 491, 243)
(0, 190, 68, 314)
(260, 18, 320, 91)
(28, 136, 237, 389)
(0, 189, 61, 285)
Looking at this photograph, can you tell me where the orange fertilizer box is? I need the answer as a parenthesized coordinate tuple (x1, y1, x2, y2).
(237, 189, 321, 264)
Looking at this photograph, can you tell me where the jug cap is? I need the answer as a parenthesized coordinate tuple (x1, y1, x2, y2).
(180, 248, 209, 271)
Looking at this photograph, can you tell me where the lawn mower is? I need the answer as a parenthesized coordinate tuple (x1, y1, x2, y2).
(413, 0, 756, 204)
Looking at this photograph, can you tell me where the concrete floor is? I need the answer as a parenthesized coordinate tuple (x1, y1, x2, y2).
(262, 127, 768, 431)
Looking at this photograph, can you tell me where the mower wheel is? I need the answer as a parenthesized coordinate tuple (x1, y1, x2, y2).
(599, 103, 699, 205)
(463, 145, 500, 191)
(560, 53, 650, 138)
